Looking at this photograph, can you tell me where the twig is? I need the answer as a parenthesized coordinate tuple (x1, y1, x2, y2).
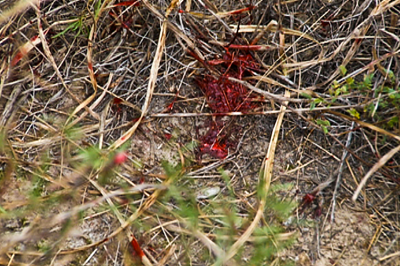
(196, 0, 233, 34)
(330, 121, 355, 222)
(150, 105, 363, 118)
(227, 77, 304, 103)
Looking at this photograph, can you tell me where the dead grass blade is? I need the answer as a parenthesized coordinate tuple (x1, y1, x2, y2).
(0, 0, 41, 25)
(0, 85, 23, 127)
(228, 77, 303, 103)
(328, 111, 400, 142)
(65, 1, 115, 125)
(327, 110, 400, 203)
(0, 184, 163, 256)
(156, 244, 176, 266)
(324, 27, 370, 85)
(232, 20, 319, 44)
(10, 33, 42, 67)
(49, 184, 163, 225)
(67, 24, 98, 123)
(141, 0, 204, 61)
(192, 229, 226, 258)
(109, 0, 173, 150)
(245, 75, 293, 91)
(33, 10, 100, 125)
(352, 144, 400, 201)
(59, 168, 176, 262)
(218, 89, 291, 264)
(283, 0, 400, 79)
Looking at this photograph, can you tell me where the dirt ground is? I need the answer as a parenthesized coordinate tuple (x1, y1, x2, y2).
(1, 0, 400, 265)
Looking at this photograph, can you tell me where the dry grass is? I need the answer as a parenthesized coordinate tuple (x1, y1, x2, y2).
(1, 0, 400, 265)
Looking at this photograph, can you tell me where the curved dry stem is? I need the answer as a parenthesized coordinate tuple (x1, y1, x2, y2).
(218, 89, 291, 264)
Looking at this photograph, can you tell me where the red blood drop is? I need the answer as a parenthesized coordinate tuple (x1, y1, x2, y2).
(303, 193, 315, 204)
(314, 207, 322, 218)
(114, 152, 128, 165)
(113, 97, 123, 105)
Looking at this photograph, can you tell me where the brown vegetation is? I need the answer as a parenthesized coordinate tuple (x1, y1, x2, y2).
(1, 0, 400, 265)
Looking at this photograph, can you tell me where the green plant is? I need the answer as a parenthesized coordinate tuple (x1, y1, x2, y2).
(157, 161, 296, 265)
(52, 15, 88, 39)
(307, 65, 400, 132)
(316, 118, 331, 134)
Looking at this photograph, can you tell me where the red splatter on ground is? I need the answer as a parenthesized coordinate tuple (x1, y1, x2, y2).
(194, 50, 262, 159)
(302, 193, 316, 205)
(111, 97, 123, 114)
(195, 52, 261, 113)
(195, 74, 257, 113)
(197, 121, 238, 160)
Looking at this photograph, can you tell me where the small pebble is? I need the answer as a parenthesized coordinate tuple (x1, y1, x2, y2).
(196, 186, 220, 200)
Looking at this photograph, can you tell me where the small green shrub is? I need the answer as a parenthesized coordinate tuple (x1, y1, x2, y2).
(306, 65, 399, 132)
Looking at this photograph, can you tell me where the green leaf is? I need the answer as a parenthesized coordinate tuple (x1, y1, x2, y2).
(387, 116, 399, 128)
(162, 160, 182, 180)
(94, 0, 102, 20)
(332, 80, 340, 89)
(316, 119, 330, 134)
(347, 108, 360, 119)
(383, 69, 395, 83)
(314, 98, 324, 104)
(300, 92, 312, 99)
(0, 205, 7, 214)
(52, 18, 85, 39)
(339, 65, 347, 76)
(81, 146, 103, 169)
(310, 101, 316, 110)
(363, 73, 374, 88)
(52, 22, 77, 39)
(346, 77, 354, 85)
